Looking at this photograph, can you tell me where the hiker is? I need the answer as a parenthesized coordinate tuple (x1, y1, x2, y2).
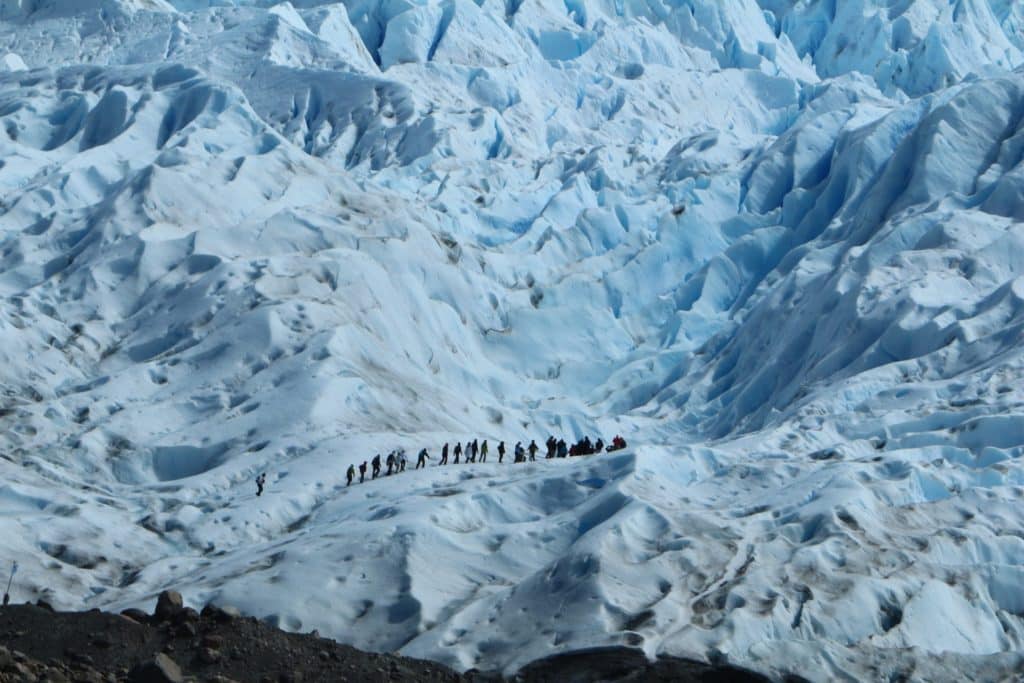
(595, 438, 604, 453)
(470, 439, 479, 463)
(514, 441, 525, 463)
(528, 439, 539, 461)
(359, 461, 367, 483)
(3, 562, 14, 607)
(546, 436, 556, 459)
(480, 440, 489, 462)
(557, 439, 568, 458)
(398, 449, 407, 472)
(372, 454, 381, 479)
(386, 451, 396, 476)
(416, 448, 430, 469)
(453, 442, 462, 464)
(346, 464, 356, 486)
(440, 442, 449, 465)
(256, 472, 266, 497)
(497, 441, 506, 463)
(582, 437, 593, 455)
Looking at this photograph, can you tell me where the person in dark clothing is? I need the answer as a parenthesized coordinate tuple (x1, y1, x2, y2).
(453, 442, 462, 464)
(557, 439, 568, 458)
(466, 441, 474, 463)
(582, 437, 593, 454)
(372, 454, 381, 479)
(546, 436, 556, 459)
(346, 464, 356, 486)
(497, 441, 506, 463)
(514, 441, 525, 463)
(595, 438, 604, 453)
(440, 443, 449, 465)
(528, 440, 538, 461)
(471, 439, 479, 462)
(416, 448, 430, 469)
(256, 472, 266, 496)
(386, 452, 395, 476)
(398, 450, 407, 472)
(480, 440, 488, 462)
(359, 461, 367, 483)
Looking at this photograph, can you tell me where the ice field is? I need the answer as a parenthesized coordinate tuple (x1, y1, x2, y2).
(1, 0, 1023, 679)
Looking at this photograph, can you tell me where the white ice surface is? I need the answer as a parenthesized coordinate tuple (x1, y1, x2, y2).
(1, 1, 1023, 680)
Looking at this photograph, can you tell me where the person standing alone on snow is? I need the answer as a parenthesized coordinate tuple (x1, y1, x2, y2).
(256, 472, 266, 496)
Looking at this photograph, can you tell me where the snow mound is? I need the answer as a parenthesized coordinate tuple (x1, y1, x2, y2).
(764, 0, 1024, 95)
(0, 53, 27, 71)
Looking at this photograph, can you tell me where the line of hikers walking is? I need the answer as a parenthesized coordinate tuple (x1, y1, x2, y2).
(342, 434, 628, 486)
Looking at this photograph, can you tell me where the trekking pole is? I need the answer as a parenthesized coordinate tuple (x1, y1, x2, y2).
(3, 561, 17, 606)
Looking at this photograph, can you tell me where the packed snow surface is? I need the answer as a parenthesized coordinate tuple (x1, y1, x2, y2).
(1, 0, 1024, 680)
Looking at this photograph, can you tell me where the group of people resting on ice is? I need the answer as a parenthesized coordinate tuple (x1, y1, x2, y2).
(339, 434, 628, 487)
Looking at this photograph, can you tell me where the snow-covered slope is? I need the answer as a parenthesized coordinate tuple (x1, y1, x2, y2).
(1, 1, 1023, 680)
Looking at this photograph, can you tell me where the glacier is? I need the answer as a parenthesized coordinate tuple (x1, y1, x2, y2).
(0, 0, 1023, 680)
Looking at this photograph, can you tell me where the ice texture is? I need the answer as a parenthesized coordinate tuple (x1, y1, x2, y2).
(0, 1, 1023, 680)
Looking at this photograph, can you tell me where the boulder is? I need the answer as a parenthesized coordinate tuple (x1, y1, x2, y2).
(154, 591, 183, 621)
(121, 608, 150, 624)
(200, 604, 240, 623)
(128, 653, 182, 683)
